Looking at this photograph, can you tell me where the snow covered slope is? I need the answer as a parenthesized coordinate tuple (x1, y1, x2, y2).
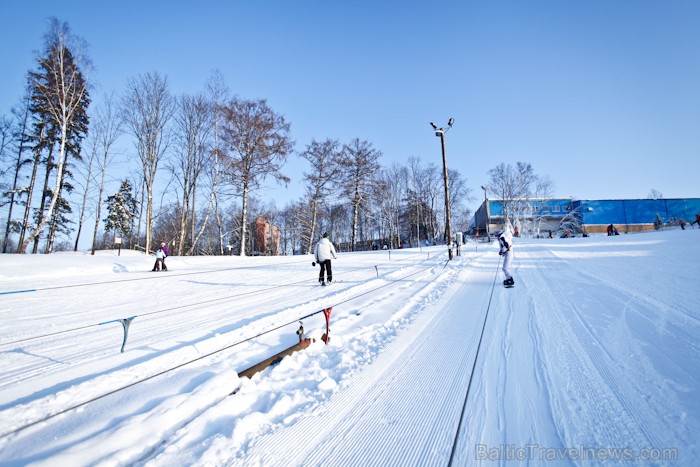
(0, 230, 697, 465)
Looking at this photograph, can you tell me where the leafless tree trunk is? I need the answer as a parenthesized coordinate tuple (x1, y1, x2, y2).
(422, 163, 441, 244)
(171, 93, 212, 255)
(74, 131, 95, 251)
(204, 71, 229, 256)
(340, 138, 382, 252)
(134, 176, 145, 248)
(300, 138, 342, 253)
(2, 97, 30, 253)
(33, 143, 55, 254)
(89, 93, 123, 254)
(122, 72, 174, 254)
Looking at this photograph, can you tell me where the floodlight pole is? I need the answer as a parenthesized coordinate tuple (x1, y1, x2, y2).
(431, 119, 454, 260)
(481, 185, 491, 242)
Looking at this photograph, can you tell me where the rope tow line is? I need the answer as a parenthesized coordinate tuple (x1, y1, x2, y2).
(0, 250, 429, 296)
(0, 252, 443, 349)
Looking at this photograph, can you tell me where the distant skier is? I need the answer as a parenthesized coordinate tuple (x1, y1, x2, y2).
(152, 246, 166, 272)
(160, 242, 169, 271)
(494, 229, 514, 287)
(314, 232, 337, 286)
(691, 214, 700, 228)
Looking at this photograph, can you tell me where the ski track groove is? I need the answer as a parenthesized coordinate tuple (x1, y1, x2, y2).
(526, 247, 667, 451)
(524, 262, 630, 448)
(548, 246, 700, 327)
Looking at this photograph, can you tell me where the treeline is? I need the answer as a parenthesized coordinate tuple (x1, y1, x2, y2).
(0, 18, 480, 256)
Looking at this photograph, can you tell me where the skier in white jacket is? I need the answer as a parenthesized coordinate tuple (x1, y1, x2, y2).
(494, 229, 514, 287)
(314, 232, 337, 286)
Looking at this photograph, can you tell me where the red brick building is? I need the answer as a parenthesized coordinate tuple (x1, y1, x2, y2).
(252, 216, 281, 256)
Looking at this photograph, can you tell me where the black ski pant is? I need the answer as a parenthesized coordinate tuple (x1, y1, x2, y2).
(318, 259, 332, 283)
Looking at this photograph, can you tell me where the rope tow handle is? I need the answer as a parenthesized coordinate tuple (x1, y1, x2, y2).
(99, 316, 137, 353)
(322, 307, 333, 344)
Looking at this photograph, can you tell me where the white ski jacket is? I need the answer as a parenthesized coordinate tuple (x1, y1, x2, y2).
(314, 238, 337, 262)
(498, 230, 514, 254)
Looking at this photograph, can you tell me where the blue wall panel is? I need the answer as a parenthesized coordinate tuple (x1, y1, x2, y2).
(580, 200, 626, 225)
(624, 199, 666, 224)
(481, 198, 700, 229)
(581, 198, 700, 226)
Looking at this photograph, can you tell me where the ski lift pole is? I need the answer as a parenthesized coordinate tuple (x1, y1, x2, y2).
(99, 315, 137, 353)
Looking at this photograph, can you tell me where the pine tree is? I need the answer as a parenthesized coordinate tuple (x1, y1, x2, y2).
(104, 180, 138, 241)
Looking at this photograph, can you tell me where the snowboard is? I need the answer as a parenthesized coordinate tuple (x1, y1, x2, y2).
(504, 284, 514, 288)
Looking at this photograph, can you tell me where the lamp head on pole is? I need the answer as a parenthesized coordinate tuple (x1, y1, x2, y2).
(430, 120, 453, 137)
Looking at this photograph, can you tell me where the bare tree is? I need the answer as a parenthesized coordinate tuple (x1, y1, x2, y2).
(487, 162, 536, 229)
(74, 120, 97, 251)
(530, 175, 556, 236)
(205, 70, 228, 256)
(446, 167, 470, 234)
(648, 189, 663, 200)
(339, 138, 382, 251)
(219, 97, 293, 256)
(376, 163, 408, 248)
(88, 93, 123, 254)
(171, 92, 213, 255)
(2, 96, 30, 253)
(422, 163, 442, 244)
(122, 71, 175, 254)
(299, 138, 342, 253)
(21, 18, 91, 253)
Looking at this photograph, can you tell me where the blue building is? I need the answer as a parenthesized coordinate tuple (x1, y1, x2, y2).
(473, 197, 700, 236)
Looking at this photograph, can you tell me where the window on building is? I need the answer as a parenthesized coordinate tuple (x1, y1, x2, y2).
(553, 205, 561, 212)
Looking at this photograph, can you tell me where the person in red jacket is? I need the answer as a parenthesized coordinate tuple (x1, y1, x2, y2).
(691, 214, 700, 228)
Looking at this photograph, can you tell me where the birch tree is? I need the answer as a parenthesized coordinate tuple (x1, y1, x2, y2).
(122, 71, 174, 254)
(219, 97, 293, 256)
(205, 70, 228, 256)
(299, 138, 342, 253)
(171, 93, 212, 255)
(339, 138, 382, 252)
(88, 93, 123, 254)
(21, 18, 91, 253)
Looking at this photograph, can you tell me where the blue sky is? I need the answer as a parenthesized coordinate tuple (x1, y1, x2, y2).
(1, 0, 699, 215)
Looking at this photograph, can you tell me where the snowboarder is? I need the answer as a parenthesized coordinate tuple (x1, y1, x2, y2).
(679, 218, 687, 230)
(494, 229, 514, 287)
(152, 246, 166, 271)
(314, 232, 337, 286)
